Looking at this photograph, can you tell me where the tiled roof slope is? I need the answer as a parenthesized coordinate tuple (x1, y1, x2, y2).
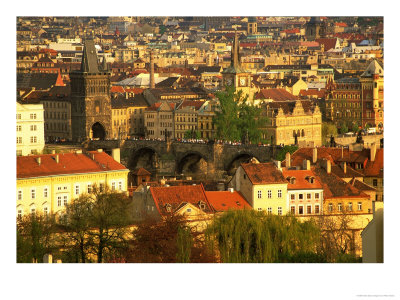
(206, 191, 251, 212)
(313, 167, 368, 199)
(241, 162, 286, 185)
(255, 88, 299, 101)
(17, 151, 128, 179)
(282, 147, 353, 167)
(282, 169, 323, 190)
(150, 184, 214, 215)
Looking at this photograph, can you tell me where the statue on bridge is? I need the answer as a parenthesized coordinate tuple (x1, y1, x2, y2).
(330, 135, 336, 147)
(356, 130, 364, 144)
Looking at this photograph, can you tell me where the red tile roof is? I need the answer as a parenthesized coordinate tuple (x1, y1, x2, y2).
(282, 169, 323, 190)
(241, 162, 286, 185)
(177, 100, 205, 110)
(111, 86, 125, 93)
(299, 89, 326, 98)
(282, 147, 353, 168)
(17, 151, 128, 179)
(313, 167, 369, 199)
(348, 178, 376, 192)
(132, 167, 151, 176)
(315, 38, 338, 51)
(363, 149, 383, 178)
(255, 88, 298, 101)
(206, 191, 251, 212)
(150, 184, 214, 216)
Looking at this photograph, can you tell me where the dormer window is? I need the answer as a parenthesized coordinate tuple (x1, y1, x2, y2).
(165, 204, 172, 212)
(198, 201, 206, 210)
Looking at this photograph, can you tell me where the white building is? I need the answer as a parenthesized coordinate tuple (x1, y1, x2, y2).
(16, 102, 45, 156)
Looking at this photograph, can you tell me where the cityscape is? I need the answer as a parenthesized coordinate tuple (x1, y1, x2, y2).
(16, 16, 384, 266)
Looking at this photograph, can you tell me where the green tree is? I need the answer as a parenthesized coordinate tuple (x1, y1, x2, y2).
(275, 145, 298, 161)
(184, 129, 201, 140)
(17, 213, 58, 263)
(176, 226, 192, 263)
(205, 210, 321, 263)
(340, 121, 349, 134)
(213, 87, 268, 143)
(321, 122, 338, 145)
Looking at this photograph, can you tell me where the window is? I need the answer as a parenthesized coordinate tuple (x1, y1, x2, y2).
(299, 193, 304, 200)
(357, 202, 362, 211)
(307, 205, 312, 214)
(63, 196, 68, 206)
(373, 179, 378, 187)
(17, 114, 21, 119)
(290, 206, 296, 214)
(187, 208, 192, 213)
(338, 203, 343, 212)
(298, 205, 304, 215)
(99, 183, 105, 192)
(290, 194, 295, 200)
(16, 125, 22, 131)
(75, 184, 80, 195)
(118, 181, 122, 191)
(348, 202, 353, 211)
(267, 190, 272, 199)
(257, 190, 262, 199)
(278, 190, 282, 198)
(87, 184, 92, 194)
(30, 136, 37, 143)
(258, 208, 262, 211)
(112, 182, 116, 191)
(17, 209, 23, 220)
(307, 193, 311, 200)
(30, 113, 37, 119)
(44, 187, 48, 198)
(267, 207, 272, 215)
(315, 204, 320, 214)
(277, 207, 282, 215)
(30, 125, 37, 131)
(58, 196, 62, 207)
(315, 193, 320, 200)
(328, 203, 333, 212)
(18, 190, 22, 201)
(31, 208, 36, 215)
(31, 189, 36, 199)
(17, 137, 22, 144)
(43, 207, 48, 215)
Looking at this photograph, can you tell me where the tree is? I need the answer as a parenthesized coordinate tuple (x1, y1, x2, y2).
(205, 210, 322, 263)
(340, 121, 349, 134)
(213, 87, 268, 143)
(275, 145, 298, 161)
(61, 185, 133, 263)
(184, 129, 201, 140)
(17, 213, 58, 263)
(322, 122, 338, 145)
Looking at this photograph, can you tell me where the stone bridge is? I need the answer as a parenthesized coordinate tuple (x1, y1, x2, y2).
(87, 139, 280, 179)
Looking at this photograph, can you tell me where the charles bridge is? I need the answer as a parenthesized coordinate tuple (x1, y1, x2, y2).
(87, 139, 281, 179)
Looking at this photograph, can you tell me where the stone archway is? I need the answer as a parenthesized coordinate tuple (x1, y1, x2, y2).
(226, 153, 255, 176)
(177, 152, 208, 178)
(91, 122, 106, 140)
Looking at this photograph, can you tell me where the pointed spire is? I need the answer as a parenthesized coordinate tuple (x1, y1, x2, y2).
(80, 40, 99, 73)
(231, 30, 240, 68)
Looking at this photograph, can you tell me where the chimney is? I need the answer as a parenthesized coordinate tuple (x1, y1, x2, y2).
(228, 187, 234, 193)
(285, 152, 291, 167)
(97, 149, 103, 152)
(312, 147, 318, 164)
(150, 50, 155, 89)
(302, 159, 310, 171)
(321, 159, 331, 174)
(112, 148, 121, 163)
(341, 162, 347, 174)
(160, 178, 166, 186)
(341, 146, 344, 159)
(370, 143, 376, 162)
(274, 160, 281, 170)
(55, 154, 59, 163)
(36, 157, 41, 165)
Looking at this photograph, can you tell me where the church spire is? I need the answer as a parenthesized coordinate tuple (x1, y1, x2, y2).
(80, 39, 100, 73)
(231, 30, 240, 68)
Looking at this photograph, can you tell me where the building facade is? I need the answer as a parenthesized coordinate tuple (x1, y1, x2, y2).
(16, 102, 45, 156)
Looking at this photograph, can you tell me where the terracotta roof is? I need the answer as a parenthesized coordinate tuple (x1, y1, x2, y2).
(299, 89, 326, 98)
(111, 86, 125, 93)
(241, 162, 286, 185)
(264, 100, 315, 115)
(282, 147, 353, 168)
(315, 38, 338, 51)
(331, 164, 364, 179)
(363, 149, 383, 178)
(282, 169, 323, 190)
(205, 191, 251, 212)
(177, 100, 205, 110)
(132, 167, 151, 176)
(348, 178, 376, 192)
(255, 88, 298, 101)
(17, 151, 128, 179)
(313, 167, 369, 199)
(150, 184, 214, 216)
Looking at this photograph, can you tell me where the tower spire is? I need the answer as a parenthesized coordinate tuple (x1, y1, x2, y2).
(231, 30, 240, 68)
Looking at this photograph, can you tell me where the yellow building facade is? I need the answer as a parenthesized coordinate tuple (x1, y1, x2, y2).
(16, 150, 129, 218)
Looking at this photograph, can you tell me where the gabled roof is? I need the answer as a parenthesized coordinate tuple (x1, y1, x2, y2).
(17, 151, 128, 179)
(255, 88, 298, 101)
(363, 149, 383, 178)
(348, 178, 376, 192)
(361, 60, 383, 77)
(17, 73, 59, 90)
(331, 164, 364, 179)
(313, 167, 369, 199)
(241, 162, 286, 185)
(150, 184, 214, 216)
(206, 191, 251, 212)
(281, 169, 323, 190)
(132, 167, 151, 176)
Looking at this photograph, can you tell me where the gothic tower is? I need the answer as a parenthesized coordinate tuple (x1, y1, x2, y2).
(70, 40, 112, 142)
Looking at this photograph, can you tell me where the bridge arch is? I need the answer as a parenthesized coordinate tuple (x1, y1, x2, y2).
(128, 146, 160, 173)
(176, 151, 209, 176)
(225, 151, 261, 176)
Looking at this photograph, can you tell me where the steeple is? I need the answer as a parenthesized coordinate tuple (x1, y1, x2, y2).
(80, 39, 99, 73)
(101, 55, 109, 72)
(231, 30, 240, 68)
